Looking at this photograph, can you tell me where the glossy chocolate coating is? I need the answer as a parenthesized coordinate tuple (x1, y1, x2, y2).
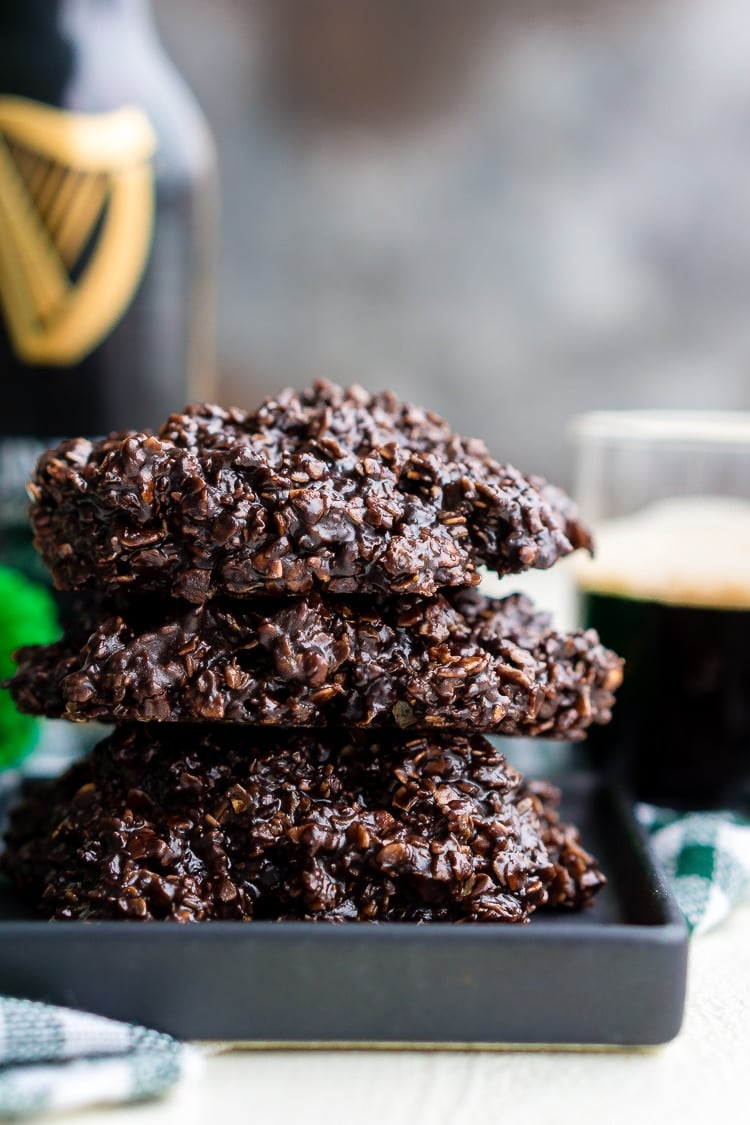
(1, 726, 605, 922)
(9, 589, 622, 735)
(29, 381, 592, 602)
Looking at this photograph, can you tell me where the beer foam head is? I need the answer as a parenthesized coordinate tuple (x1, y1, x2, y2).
(574, 496, 750, 610)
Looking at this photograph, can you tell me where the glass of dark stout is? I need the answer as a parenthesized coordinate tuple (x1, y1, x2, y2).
(570, 412, 750, 811)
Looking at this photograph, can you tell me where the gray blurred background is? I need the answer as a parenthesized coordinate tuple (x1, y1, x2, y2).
(154, 0, 750, 486)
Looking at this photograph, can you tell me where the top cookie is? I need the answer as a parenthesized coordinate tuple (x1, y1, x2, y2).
(30, 381, 591, 602)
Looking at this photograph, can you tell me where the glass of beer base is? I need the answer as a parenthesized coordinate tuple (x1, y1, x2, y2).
(570, 412, 750, 811)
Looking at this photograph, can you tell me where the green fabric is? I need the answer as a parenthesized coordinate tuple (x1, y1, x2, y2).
(638, 805, 750, 934)
(0, 997, 201, 1119)
(0, 567, 59, 770)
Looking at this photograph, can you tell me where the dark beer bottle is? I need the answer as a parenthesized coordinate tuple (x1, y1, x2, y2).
(0, 0, 217, 574)
(0, 0, 216, 767)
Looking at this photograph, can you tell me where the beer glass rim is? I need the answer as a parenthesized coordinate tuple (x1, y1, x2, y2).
(570, 410, 750, 447)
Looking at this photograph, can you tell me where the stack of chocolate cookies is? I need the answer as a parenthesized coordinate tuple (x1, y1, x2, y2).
(3, 382, 622, 923)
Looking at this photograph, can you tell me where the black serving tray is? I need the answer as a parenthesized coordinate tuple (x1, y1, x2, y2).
(0, 774, 688, 1046)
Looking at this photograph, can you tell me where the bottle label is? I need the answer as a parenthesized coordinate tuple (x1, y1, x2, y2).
(0, 96, 157, 366)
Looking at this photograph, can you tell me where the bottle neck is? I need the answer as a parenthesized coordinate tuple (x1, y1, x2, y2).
(0, 0, 160, 107)
(0, 0, 154, 34)
(59, 0, 155, 44)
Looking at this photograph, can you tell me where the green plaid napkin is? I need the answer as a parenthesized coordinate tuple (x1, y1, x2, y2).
(0, 997, 202, 1119)
(638, 805, 750, 935)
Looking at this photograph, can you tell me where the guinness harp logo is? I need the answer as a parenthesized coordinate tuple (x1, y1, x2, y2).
(0, 96, 157, 365)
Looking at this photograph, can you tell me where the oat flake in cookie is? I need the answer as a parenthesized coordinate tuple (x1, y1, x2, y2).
(29, 381, 592, 602)
(9, 590, 622, 735)
(1, 726, 605, 923)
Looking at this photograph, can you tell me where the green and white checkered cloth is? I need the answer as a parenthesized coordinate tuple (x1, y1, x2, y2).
(0, 997, 202, 1119)
(638, 805, 750, 935)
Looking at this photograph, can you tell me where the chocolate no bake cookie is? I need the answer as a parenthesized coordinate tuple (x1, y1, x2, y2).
(30, 381, 591, 602)
(2, 379, 619, 929)
(2, 725, 605, 923)
(9, 590, 622, 736)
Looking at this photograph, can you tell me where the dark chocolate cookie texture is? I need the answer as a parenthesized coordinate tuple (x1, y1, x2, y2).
(1, 726, 605, 923)
(9, 590, 623, 736)
(29, 381, 591, 602)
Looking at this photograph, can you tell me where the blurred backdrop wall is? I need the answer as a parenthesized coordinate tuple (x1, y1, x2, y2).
(154, 0, 750, 485)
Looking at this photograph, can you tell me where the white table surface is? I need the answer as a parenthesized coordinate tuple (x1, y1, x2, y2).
(62, 900, 749, 1125)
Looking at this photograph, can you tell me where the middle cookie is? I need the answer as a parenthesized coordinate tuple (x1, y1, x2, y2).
(10, 589, 622, 736)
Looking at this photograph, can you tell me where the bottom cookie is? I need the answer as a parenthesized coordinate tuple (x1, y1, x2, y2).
(2, 727, 604, 923)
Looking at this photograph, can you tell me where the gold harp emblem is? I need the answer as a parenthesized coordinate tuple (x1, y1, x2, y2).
(0, 96, 156, 365)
